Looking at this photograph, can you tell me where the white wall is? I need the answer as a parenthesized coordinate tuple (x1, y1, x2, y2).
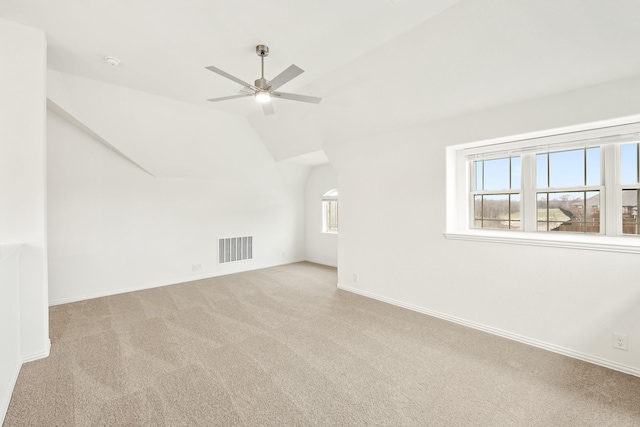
(329, 73, 640, 376)
(304, 164, 338, 266)
(47, 72, 309, 304)
(0, 246, 21, 423)
(0, 17, 49, 423)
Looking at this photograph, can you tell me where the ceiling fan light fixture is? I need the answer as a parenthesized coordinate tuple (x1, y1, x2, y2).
(255, 91, 271, 103)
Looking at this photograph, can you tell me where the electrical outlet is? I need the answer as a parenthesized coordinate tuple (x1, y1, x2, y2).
(282, 252, 285, 258)
(612, 333, 628, 351)
(353, 273, 358, 282)
(192, 264, 201, 272)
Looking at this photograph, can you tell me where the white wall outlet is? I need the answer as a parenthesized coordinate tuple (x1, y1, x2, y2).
(612, 333, 628, 351)
(353, 273, 358, 282)
(192, 264, 201, 272)
(281, 252, 285, 258)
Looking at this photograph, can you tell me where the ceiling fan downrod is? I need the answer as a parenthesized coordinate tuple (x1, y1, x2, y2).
(255, 45, 269, 90)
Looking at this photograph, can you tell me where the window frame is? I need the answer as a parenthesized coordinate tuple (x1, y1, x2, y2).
(445, 116, 640, 253)
(534, 146, 603, 234)
(470, 156, 523, 231)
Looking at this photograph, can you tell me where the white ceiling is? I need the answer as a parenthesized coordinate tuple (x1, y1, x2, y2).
(3, 0, 640, 161)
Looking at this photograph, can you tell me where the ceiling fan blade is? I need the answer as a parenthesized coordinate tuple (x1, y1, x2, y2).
(272, 91, 322, 104)
(262, 102, 275, 116)
(268, 65, 304, 90)
(206, 93, 253, 103)
(237, 87, 255, 95)
(205, 65, 256, 89)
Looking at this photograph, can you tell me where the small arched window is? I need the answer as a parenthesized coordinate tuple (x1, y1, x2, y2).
(322, 189, 338, 234)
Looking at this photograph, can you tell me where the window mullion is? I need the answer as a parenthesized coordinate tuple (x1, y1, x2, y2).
(521, 153, 536, 232)
(604, 144, 619, 235)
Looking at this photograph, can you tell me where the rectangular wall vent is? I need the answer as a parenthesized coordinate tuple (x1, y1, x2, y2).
(218, 236, 253, 264)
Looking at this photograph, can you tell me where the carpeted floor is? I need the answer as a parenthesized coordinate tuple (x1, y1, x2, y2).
(4, 262, 640, 426)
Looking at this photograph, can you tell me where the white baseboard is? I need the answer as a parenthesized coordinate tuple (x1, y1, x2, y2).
(49, 275, 211, 306)
(49, 260, 307, 306)
(304, 258, 337, 268)
(22, 339, 50, 363)
(0, 359, 22, 426)
(337, 283, 640, 378)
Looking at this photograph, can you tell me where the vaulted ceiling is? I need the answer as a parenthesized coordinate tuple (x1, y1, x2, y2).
(3, 0, 640, 161)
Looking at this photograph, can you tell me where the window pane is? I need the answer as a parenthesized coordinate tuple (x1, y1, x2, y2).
(473, 195, 482, 221)
(481, 220, 505, 230)
(549, 149, 584, 188)
(536, 193, 572, 231)
(586, 147, 600, 186)
(474, 161, 482, 191)
(473, 194, 520, 229)
(621, 143, 639, 185)
(323, 200, 338, 233)
(482, 194, 510, 229)
(483, 158, 510, 190)
(622, 189, 639, 235)
(549, 191, 583, 232)
(511, 157, 521, 189)
(585, 191, 600, 233)
(330, 201, 338, 232)
(509, 194, 521, 230)
(537, 191, 600, 233)
(536, 193, 548, 231)
(536, 153, 548, 188)
(482, 194, 508, 220)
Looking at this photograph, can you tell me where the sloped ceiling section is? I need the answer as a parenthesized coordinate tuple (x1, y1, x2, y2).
(47, 71, 161, 176)
(282, 150, 330, 168)
(46, 70, 277, 180)
(249, 0, 640, 158)
(46, 99, 155, 177)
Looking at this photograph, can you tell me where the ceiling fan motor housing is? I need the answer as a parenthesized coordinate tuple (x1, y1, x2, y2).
(254, 78, 270, 90)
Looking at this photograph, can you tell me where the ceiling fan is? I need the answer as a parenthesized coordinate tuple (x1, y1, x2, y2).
(205, 45, 322, 116)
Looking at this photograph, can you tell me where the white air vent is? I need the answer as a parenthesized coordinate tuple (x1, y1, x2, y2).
(219, 236, 253, 264)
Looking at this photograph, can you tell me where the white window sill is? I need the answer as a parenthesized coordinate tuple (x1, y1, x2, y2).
(322, 231, 338, 235)
(444, 230, 640, 254)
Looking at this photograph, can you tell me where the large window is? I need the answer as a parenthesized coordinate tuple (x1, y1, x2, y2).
(446, 119, 640, 252)
(322, 189, 338, 234)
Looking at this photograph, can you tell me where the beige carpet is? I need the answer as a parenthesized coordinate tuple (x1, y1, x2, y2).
(4, 262, 640, 426)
